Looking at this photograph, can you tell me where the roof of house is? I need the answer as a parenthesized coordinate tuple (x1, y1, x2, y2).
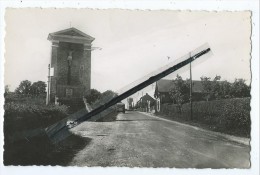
(141, 93, 155, 101)
(137, 93, 155, 103)
(156, 79, 215, 93)
(156, 79, 174, 93)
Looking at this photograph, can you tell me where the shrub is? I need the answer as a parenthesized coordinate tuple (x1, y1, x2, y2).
(5, 93, 46, 105)
(84, 89, 102, 105)
(220, 98, 251, 135)
(4, 101, 68, 116)
(91, 90, 118, 109)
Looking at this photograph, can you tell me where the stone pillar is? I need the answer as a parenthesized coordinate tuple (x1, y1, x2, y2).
(83, 43, 92, 95)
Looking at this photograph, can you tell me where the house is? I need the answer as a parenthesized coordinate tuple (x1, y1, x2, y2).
(154, 79, 213, 104)
(127, 97, 134, 110)
(136, 93, 156, 111)
(154, 79, 174, 104)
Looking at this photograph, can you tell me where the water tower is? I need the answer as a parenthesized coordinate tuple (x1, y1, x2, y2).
(46, 27, 95, 107)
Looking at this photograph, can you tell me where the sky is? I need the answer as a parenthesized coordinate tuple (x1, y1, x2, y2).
(4, 9, 251, 103)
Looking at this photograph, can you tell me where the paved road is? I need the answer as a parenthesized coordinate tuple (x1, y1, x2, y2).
(69, 111, 250, 168)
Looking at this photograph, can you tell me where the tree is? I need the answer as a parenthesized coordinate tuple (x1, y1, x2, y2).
(85, 89, 102, 105)
(200, 76, 212, 101)
(91, 90, 118, 108)
(213, 75, 221, 81)
(219, 80, 232, 99)
(169, 75, 189, 113)
(230, 79, 250, 98)
(201, 75, 222, 100)
(211, 75, 222, 100)
(4, 85, 11, 97)
(15, 80, 32, 95)
(5, 85, 10, 94)
(100, 90, 118, 103)
(30, 81, 46, 95)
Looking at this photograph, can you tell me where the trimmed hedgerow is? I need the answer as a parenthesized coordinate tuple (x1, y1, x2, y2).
(4, 94, 69, 133)
(158, 98, 251, 137)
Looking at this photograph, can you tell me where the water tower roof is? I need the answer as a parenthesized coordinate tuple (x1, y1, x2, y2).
(48, 27, 95, 44)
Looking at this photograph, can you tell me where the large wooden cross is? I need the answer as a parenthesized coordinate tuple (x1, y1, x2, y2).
(67, 50, 74, 85)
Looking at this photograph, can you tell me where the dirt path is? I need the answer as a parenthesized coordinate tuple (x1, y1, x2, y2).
(69, 111, 250, 168)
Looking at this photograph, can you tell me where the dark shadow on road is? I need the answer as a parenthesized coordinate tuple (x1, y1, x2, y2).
(4, 133, 92, 166)
(119, 112, 131, 114)
(115, 119, 161, 122)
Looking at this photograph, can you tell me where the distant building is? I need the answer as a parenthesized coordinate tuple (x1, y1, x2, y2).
(127, 97, 134, 110)
(46, 27, 95, 106)
(136, 93, 156, 112)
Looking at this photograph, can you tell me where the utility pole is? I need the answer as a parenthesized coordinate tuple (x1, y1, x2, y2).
(142, 91, 144, 111)
(46, 64, 50, 105)
(189, 52, 193, 120)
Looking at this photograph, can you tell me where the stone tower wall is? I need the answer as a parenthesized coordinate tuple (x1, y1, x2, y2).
(49, 42, 91, 102)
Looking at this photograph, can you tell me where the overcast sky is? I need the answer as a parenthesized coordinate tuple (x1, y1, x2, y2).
(4, 9, 251, 101)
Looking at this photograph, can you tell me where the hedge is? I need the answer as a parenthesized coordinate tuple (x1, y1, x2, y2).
(158, 98, 251, 137)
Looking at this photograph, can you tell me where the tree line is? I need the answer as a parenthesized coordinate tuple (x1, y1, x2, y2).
(200, 76, 250, 100)
(5, 80, 47, 96)
(5, 79, 117, 106)
(169, 75, 250, 107)
(6, 76, 250, 107)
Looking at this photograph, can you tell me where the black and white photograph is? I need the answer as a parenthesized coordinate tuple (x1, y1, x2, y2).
(0, 1, 259, 175)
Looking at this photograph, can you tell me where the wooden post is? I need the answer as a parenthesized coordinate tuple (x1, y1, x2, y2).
(190, 52, 193, 120)
(46, 64, 50, 105)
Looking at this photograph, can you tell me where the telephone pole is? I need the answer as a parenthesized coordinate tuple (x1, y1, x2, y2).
(46, 64, 50, 105)
(190, 52, 193, 120)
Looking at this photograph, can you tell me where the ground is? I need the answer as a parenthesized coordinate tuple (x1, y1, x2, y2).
(69, 111, 250, 168)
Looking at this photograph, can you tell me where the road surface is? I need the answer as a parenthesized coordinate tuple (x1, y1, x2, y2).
(69, 111, 250, 168)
